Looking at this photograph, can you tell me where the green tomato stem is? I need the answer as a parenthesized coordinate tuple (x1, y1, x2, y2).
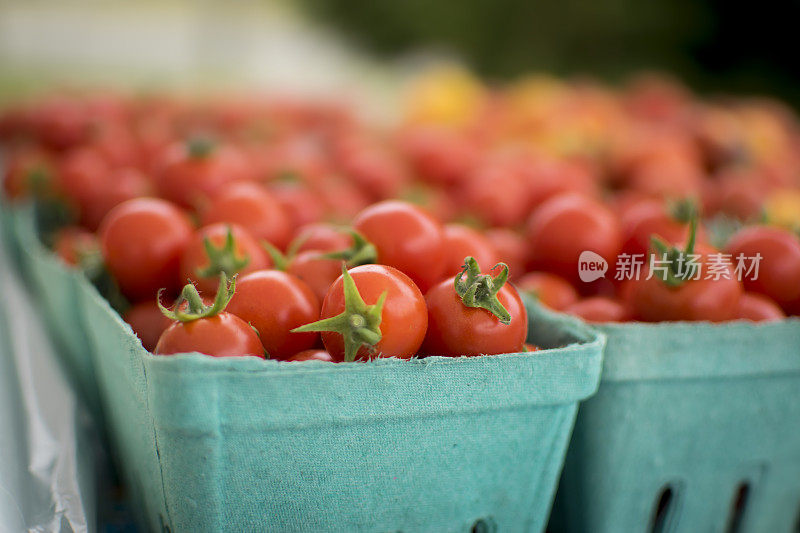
(158, 272, 236, 323)
(196, 226, 251, 280)
(319, 229, 377, 267)
(454, 256, 511, 325)
(291, 264, 386, 362)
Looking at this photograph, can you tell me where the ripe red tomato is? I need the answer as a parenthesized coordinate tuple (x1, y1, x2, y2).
(286, 349, 334, 362)
(291, 223, 353, 254)
(180, 223, 268, 294)
(81, 167, 152, 231)
(286, 251, 343, 303)
(99, 198, 194, 301)
(57, 147, 112, 223)
(156, 313, 263, 357)
(268, 182, 325, 228)
(397, 126, 479, 186)
(2, 147, 56, 200)
(626, 246, 743, 322)
(515, 272, 579, 311)
(201, 181, 291, 250)
(440, 224, 499, 278)
(53, 226, 98, 267)
(124, 299, 174, 352)
(423, 259, 527, 356)
(296, 264, 427, 362)
(461, 155, 533, 227)
(155, 275, 265, 357)
(565, 297, 631, 323)
(724, 226, 800, 313)
(226, 270, 320, 360)
(527, 193, 622, 284)
(157, 139, 253, 209)
(736, 292, 786, 322)
(31, 96, 91, 150)
(620, 199, 697, 257)
(353, 200, 445, 292)
(484, 228, 529, 278)
(336, 142, 408, 200)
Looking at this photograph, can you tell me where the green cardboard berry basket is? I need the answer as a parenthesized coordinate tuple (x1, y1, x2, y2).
(4, 201, 605, 532)
(550, 318, 800, 533)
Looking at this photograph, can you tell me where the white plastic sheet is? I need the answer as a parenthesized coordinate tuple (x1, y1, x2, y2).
(0, 217, 96, 533)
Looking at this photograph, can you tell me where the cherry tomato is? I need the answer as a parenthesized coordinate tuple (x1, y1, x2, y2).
(57, 146, 112, 225)
(286, 349, 334, 362)
(515, 272, 579, 311)
(565, 297, 631, 323)
(353, 200, 445, 292)
(99, 198, 194, 301)
(736, 293, 786, 322)
(337, 142, 408, 200)
(291, 223, 353, 254)
(461, 155, 533, 227)
(527, 193, 622, 284)
(397, 126, 479, 186)
(2, 147, 56, 200)
(626, 247, 743, 322)
(423, 260, 527, 356)
(724, 226, 800, 313)
(440, 224, 499, 278)
(484, 228, 529, 279)
(268, 182, 325, 228)
(124, 299, 174, 352)
(286, 251, 343, 303)
(53, 226, 98, 267)
(80, 167, 152, 231)
(621, 199, 696, 257)
(201, 181, 291, 249)
(180, 223, 268, 294)
(157, 139, 253, 209)
(226, 270, 320, 360)
(156, 313, 263, 357)
(303, 264, 427, 362)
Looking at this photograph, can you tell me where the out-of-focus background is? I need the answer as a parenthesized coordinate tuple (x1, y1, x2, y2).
(1, 0, 799, 107)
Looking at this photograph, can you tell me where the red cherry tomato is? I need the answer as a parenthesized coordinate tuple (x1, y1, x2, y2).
(286, 349, 334, 362)
(626, 247, 743, 322)
(99, 198, 194, 301)
(621, 199, 696, 257)
(313, 264, 427, 362)
(53, 226, 98, 267)
(397, 126, 479, 186)
(2, 147, 56, 200)
(484, 228, 529, 278)
(736, 293, 786, 322)
(527, 193, 622, 284)
(353, 200, 445, 292)
(226, 270, 320, 360)
(57, 147, 112, 225)
(156, 313, 263, 357)
(180, 223, 269, 294)
(440, 224, 499, 278)
(201, 181, 291, 250)
(515, 272, 579, 311)
(81, 167, 152, 231)
(724, 226, 800, 313)
(124, 300, 175, 352)
(337, 143, 408, 200)
(157, 139, 253, 209)
(423, 261, 528, 357)
(291, 223, 353, 254)
(461, 155, 533, 227)
(268, 182, 325, 229)
(287, 251, 343, 303)
(565, 297, 632, 323)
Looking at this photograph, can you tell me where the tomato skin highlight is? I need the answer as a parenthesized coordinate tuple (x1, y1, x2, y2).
(226, 270, 321, 360)
(353, 200, 445, 292)
(201, 181, 291, 250)
(423, 278, 528, 357)
(155, 312, 264, 357)
(319, 264, 427, 361)
(179, 223, 268, 294)
(99, 198, 194, 302)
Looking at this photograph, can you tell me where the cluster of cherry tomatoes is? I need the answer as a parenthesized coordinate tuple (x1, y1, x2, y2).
(2, 71, 800, 360)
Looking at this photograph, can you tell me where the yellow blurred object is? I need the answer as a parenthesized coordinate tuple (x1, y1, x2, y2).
(765, 189, 800, 230)
(404, 67, 487, 128)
